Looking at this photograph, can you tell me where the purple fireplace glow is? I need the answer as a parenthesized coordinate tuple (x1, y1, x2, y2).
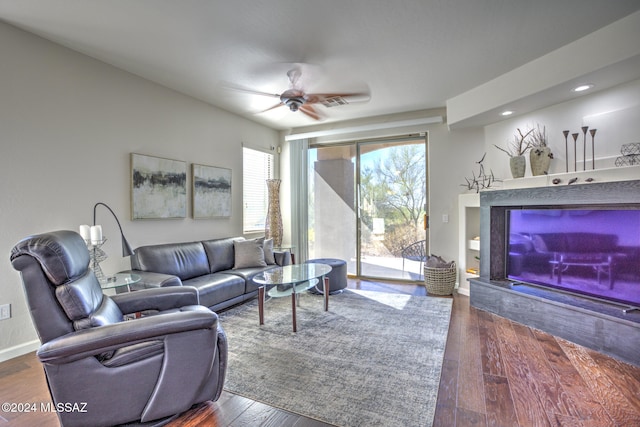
(507, 208, 640, 307)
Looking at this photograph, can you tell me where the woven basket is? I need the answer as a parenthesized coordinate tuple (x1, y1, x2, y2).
(424, 263, 457, 295)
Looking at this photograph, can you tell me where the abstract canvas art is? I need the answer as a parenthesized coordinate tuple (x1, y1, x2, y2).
(192, 163, 232, 218)
(131, 153, 187, 219)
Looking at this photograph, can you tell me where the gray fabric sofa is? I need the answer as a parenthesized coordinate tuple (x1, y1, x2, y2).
(121, 237, 291, 312)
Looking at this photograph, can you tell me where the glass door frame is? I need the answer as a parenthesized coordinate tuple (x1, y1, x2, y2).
(308, 134, 428, 283)
(355, 136, 428, 281)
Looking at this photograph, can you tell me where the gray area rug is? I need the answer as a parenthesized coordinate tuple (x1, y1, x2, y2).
(218, 289, 452, 427)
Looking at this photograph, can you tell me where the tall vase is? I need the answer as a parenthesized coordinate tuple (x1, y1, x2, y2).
(510, 155, 526, 178)
(265, 179, 283, 247)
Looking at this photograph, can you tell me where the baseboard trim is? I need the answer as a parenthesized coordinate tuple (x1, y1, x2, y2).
(456, 287, 470, 296)
(0, 340, 40, 363)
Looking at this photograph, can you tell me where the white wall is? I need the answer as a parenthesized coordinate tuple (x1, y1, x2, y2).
(0, 22, 279, 360)
(428, 124, 484, 263)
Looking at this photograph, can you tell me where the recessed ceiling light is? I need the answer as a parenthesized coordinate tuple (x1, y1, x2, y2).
(573, 84, 594, 92)
(501, 110, 514, 116)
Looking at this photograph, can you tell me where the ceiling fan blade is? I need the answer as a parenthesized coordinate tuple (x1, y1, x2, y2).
(258, 102, 285, 114)
(305, 91, 371, 106)
(299, 104, 323, 121)
(224, 83, 281, 99)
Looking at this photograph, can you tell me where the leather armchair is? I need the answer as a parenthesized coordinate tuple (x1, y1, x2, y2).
(10, 230, 227, 427)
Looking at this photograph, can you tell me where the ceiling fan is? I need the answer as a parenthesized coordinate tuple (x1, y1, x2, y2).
(231, 67, 370, 121)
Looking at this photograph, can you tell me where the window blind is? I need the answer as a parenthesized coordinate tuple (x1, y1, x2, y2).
(243, 147, 274, 233)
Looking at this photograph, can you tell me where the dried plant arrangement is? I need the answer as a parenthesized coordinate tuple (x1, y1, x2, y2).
(461, 153, 501, 193)
(529, 124, 547, 148)
(494, 128, 534, 157)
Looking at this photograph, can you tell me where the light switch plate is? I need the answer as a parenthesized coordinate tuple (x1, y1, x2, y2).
(0, 304, 11, 320)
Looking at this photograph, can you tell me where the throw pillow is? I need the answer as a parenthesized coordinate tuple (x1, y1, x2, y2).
(263, 238, 276, 265)
(233, 239, 267, 269)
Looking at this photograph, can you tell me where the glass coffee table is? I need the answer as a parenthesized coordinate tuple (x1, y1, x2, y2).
(253, 263, 332, 332)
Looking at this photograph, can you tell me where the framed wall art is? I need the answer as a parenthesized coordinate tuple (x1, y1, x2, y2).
(192, 163, 232, 218)
(131, 153, 187, 219)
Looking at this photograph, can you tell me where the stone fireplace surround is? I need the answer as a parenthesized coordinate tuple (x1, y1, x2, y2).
(469, 178, 640, 367)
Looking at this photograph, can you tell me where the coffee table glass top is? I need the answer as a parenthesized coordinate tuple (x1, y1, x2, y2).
(253, 263, 332, 297)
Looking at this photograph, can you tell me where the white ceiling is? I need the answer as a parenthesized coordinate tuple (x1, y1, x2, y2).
(1, 0, 639, 131)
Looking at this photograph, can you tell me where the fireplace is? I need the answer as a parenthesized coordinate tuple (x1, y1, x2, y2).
(470, 179, 640, 366)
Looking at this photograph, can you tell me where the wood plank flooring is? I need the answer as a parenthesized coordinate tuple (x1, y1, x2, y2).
(1, 279, 639, 426)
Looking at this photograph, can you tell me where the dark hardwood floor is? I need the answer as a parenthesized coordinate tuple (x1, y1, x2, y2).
(1, 279, 639, 426)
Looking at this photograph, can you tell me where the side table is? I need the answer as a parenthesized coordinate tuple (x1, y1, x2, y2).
(100, 272, 141, 292)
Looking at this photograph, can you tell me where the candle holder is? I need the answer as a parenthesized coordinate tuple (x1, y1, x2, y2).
(571, 133, 579, 171)
(590, 129, 597, 169)
(87, 238, 108, 284)
(562, 130, 570, 172)
(581, 126, 589, 171)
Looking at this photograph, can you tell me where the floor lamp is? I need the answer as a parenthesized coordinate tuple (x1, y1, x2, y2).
(93, 202, 135, 257)
(80, 202, 135, 283)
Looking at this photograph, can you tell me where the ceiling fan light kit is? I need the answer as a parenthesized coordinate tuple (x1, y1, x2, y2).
(282, 95, 305, 112)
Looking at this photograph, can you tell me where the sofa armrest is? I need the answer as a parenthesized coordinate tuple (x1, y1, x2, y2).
(119, 269, 182, 288)
(274, 250, 292, 266)
(37, 307, 217, 364)
(111, 286, 199, 314)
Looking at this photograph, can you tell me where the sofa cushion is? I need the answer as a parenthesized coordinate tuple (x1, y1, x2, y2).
(183, 273, 245, 309)
(532, 233, 619, 254)
(202, 237, 243, 273)
(509, 233, 534, 253)
(222, 267, 278, 294)
(565, 233, 618, 253)
(233, 240, 267, 269)
(132, 242, 210, 281)
(532, 233, 568, 253)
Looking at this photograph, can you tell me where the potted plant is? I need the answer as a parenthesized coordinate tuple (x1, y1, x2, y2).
(494, 128, 534, 178)
(529, 124, 553, 175)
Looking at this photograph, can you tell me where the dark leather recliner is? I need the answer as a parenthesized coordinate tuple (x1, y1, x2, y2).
(10, 230, 227, 427)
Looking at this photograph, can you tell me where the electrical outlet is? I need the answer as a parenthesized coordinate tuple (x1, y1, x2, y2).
(0, 304, 11, 320)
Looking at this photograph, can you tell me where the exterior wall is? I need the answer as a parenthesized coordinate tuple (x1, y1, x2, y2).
(313, 158, 356, 262)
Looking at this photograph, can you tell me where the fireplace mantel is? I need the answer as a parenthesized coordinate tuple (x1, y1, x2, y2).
(469, 178, 640, 366)
(500, 164, 640, 190)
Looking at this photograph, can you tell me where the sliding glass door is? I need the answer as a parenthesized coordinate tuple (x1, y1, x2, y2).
(358, 139, 428, 279)
(308, 136, 428, 281)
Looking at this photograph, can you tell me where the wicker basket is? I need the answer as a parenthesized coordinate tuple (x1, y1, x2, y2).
(424, 263, 457, 295)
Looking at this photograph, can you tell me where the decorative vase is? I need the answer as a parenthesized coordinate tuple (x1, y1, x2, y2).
(265, 179, 283, 247)
(530, 147, 553, 176)
(510, 155, 526, 178)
